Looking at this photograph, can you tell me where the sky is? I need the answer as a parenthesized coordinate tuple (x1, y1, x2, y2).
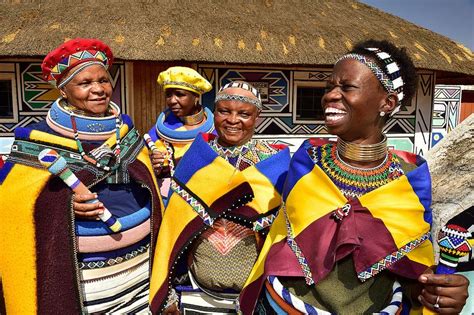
(359, 0, 474, 51)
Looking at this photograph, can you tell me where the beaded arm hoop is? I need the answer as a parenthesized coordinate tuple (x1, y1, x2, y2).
(436, 224, 472, 274)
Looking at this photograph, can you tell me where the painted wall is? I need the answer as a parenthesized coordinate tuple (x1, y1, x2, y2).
(431, 85, 462, 147)
(0, 60, 455, 157)
(198, 65, 435, 155)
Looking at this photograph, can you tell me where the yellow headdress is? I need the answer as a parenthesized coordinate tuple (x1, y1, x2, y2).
(157, 66, 212, 95)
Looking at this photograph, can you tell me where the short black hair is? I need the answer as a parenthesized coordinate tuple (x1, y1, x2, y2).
(350, 40, 417, 109)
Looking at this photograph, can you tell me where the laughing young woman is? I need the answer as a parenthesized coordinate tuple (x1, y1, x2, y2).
(240, 40, 469, 314)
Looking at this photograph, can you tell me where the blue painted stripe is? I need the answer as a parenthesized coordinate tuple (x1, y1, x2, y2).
(103, 216, 117, 226)
(75, 203, 151, 236)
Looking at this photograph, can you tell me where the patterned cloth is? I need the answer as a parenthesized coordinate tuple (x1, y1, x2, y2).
(239, 138, 434, 314)
(0, 116, 162, 314)
(149, 133, 290, 313)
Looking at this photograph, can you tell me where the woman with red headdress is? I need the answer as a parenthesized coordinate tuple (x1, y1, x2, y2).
(0, 38, 162, 314)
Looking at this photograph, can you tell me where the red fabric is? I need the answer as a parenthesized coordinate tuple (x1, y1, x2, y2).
(264, 198, 428, 285)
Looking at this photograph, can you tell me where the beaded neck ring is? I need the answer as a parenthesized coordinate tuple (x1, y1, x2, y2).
(70, 107, 122, 172)
(337, 135, 388, 163)
(181, 107, 205, 126)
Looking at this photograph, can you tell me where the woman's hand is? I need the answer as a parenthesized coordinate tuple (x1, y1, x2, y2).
(163, 302, 180, 315)
(150, 150, 166, 175)
(73, 193, 104, 219)
(418, 269, 469, 314)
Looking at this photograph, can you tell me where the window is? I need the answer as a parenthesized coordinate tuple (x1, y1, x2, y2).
(0, 72, 16, 120)
(0, 80, 13, 118)
(293, 81, 326, 123)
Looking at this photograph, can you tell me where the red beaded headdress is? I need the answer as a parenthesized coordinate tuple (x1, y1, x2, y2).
(41, 38, 113, 87)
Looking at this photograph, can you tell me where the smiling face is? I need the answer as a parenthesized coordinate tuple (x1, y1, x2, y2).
(60, 64, 112, 115)
(322, 58, 390, 144)
(214, 88, 260, 147)
(165, 88, 199, 118)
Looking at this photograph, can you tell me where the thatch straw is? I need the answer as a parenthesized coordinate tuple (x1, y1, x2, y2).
(1, 0, 473, 75)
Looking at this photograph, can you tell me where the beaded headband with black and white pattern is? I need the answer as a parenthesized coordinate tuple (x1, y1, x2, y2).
(215, 81, 262, 109)
(336, 48, 405, 115)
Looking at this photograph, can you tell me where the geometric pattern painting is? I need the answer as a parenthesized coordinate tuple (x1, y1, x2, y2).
(199, 65, 436, 154)
(0, 61, 126, 138)
(413, 72, 435, 156)
(431, 85, 461, 147)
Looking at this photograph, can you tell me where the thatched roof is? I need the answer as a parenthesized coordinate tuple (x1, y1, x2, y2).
(1, 0, 473, 77)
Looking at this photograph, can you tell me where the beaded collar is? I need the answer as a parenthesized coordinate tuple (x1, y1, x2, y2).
(309, 143, 404, 199)
(46, 98, 123, 172)
(155, 107, 214, 143)
(46, 98, 121, 140)
(209, 138, 278, 171)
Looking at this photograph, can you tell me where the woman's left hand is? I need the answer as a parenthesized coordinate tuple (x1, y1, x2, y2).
(418, 270, 469, 314)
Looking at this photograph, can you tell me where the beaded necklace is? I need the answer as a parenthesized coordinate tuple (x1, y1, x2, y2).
(70, 107, 122, 172)
(309, 143, 404, 199)
(208, 138, 277, 171)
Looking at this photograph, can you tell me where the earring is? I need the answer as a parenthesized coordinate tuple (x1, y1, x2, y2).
(380, 111, 386, 117)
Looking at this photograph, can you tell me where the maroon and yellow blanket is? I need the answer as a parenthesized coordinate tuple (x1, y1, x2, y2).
(149, 134, 290, 313)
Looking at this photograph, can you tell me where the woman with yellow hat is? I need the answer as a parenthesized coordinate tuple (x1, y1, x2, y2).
(146, 66, 213, 203)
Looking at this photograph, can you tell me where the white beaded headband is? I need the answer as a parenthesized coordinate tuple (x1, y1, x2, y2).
(337, 48, 405, 116)
(215, 81, 262, 109)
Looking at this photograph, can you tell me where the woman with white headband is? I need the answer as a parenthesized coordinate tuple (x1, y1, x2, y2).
(239, 40, 468, 314)
(149, 81, 291, 314)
